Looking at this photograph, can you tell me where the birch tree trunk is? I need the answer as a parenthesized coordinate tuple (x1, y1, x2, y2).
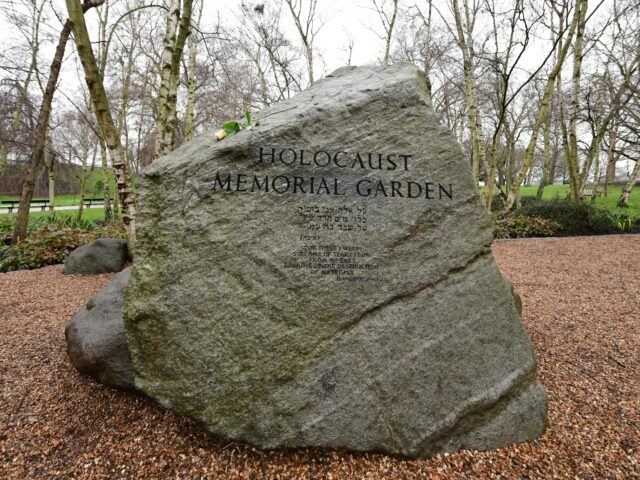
(536, 99, 554, 200)
(99, 136, 112, 222)
(78, 136, 98, 221)
(284, 0, 319, 86)
(113, 190, 120, 221)
(77, 132, 91, 221)
(604, 127, 617, 196)
(506, 129, 515, 194)
(184, 33, 198, 141)
(164, 0, 193, 150)
(617, 160, 638, 207)
(154, 0, 180, 157)
(548, 14, 564, 191)
(482, 0, 532, 210)
(565, 0, 588, 201)
(503, 0, 584, 213)
(452, 0, 486, 184)
(43, 126, 56, 212)
(65, 0, 136, 246)
(96, 0, 112, 221)
(154, 0, 193, 158)
(535, 6, 564, 202)
(184, 1, 202, 142)
(592, 148, 602, 198)
(372, 0, 399, 66)
(382, 0, 398, 66)
(115, 29, 136, 201)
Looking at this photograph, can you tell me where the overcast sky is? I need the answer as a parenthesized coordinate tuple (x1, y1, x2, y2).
(206, 0, 396, 76)
(212, 0, 612, 76)
(0, 0, 406, 102)
(1, 0, 615, 95)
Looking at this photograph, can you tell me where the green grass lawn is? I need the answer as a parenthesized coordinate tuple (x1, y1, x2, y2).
(0, 193, 107, 206)
(0, 208, 106, 222)
(518, 184, 640, 217)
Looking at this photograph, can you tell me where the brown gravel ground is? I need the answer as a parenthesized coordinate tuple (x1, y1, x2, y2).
(1, 235, 638, 479)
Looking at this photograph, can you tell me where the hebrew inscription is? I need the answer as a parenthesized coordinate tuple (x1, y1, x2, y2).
(208, 146, 455, 283)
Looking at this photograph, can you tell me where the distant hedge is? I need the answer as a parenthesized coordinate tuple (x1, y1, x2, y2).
(492, 197, 639, 238)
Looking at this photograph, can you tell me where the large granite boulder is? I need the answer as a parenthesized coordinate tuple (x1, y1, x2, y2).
(63, 238, 129, 275)
(66, 268, 135, 391)
(124, 63, 547, 458)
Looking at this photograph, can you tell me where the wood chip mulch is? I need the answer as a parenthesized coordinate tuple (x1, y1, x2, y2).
(1, 234, 638, 479)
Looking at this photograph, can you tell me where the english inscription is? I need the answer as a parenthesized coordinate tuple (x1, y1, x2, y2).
(208, 147, 455, 200)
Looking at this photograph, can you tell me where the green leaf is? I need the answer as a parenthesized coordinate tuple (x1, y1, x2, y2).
(244, 111, 252, 126)
(222, 121, 241, 134)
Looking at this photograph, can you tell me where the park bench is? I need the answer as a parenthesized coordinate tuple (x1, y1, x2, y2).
(1, 199, 49, 213)
(30, 199, 49, 211)
(83, 197, 107, 208)
(1, 200, 19, 213)
(581, 185, 601, 200)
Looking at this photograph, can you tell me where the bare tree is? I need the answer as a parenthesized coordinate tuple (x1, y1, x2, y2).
(0, 0, 46, 178)
(610, 0, 640, 207)
(394, 3, 461, 129)
(481, 0, 545, 209)
(614, 79, 640, 206)
(284, 0, 322, 85)
(616, 57, 640, 207)
(342, 32, 355, 66)
(12, 0, 103, 244)
(370, 0, 400, 66)
(238, 1, 304, 105)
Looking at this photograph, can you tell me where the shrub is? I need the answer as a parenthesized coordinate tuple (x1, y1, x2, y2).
(0, 223, 126, 272)
(607, 212, 637, 232)
(0, 212, 98, 234)
(490, 196, 639, 236)
(0, 216, 14, 234)
(516, 197, 635, 235)
(28, 212, 98, 231)
(494, 214, 559, 239)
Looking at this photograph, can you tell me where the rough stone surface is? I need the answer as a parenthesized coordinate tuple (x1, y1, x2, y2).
(124, 63, 547, 458)
(66, 267, 135, 391)
(63, 238, 129, 275)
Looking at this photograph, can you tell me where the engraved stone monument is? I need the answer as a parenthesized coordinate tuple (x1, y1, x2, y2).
(124, 63, 547, 458)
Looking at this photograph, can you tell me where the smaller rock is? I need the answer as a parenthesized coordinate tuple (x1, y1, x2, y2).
(65, 268, 136, 391)
(63, 238, 129, 275)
